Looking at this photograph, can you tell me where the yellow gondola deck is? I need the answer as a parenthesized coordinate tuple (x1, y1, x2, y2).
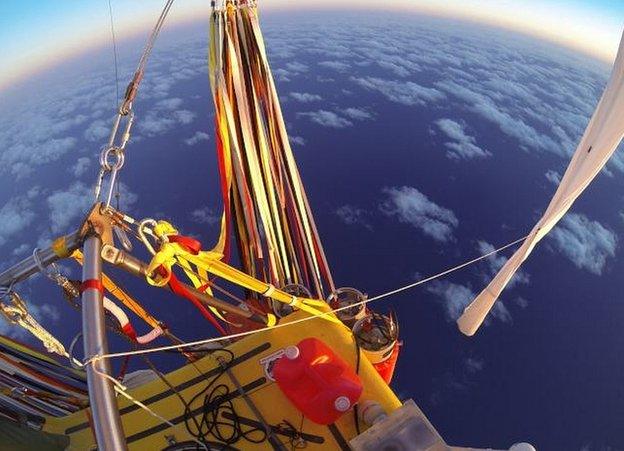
(41, 311, 408, 450)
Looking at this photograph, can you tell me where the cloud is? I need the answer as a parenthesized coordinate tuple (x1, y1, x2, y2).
(0, 300, 61, 341)
(46, 182, 95, 233)
(137, 98, 196, 137)
(545, 169, 561, 185)
(352, 76, 445, 106)
(12, 243, 30, 257)
(184, 131, 210, 146)
(274, 62, 309, 82)
(435, 118, 491, 160)
(285, 62, 308, 73)
(174, 110, 196, 125)
(380, 186, 458, 243)
(464, 357, 485, 374)
(0, 196, 36, 248)
(71, 157, 91, 177)
(290, 92, 322, 103)
(341, 107, 373, 121)
(84, 119, 111, 143)
(47, 181, 137, 234)
(335, 205, 372, 230)
(290, 136, 306, 146)
(1, 137, 78, 179)
(298, 110, 353, 128)
(156, 98, 184, 110)
(0, 31, 213, 186)
(427, 279, 512, 325)
(427, 280, 474, 321)
(318, 61, 350, 72)
(190, 207, 220, 225)
(476, 240, 530, 289)
(550, 213, 617, 275)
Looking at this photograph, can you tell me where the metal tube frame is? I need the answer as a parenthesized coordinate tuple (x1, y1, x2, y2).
(102, 244, 272, 326)
(0, 231, 81, 288)
(82, 235, 127, 450)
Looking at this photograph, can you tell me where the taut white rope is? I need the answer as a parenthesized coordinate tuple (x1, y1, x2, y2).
(84, 234, 528, 364)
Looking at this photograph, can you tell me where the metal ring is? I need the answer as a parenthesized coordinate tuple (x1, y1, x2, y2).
(32, 247, 60, 281)
(0, 284, 13, 303)
(138, 218, 159, 255)
(100, 146, 125, 172)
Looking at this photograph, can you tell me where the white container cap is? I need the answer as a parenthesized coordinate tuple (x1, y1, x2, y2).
(284, 345, 300, 360)
(334, 396, 351, 412)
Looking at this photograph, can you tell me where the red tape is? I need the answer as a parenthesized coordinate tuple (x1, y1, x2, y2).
(121, 322, 137, 341)
(80, 279, 104, 294)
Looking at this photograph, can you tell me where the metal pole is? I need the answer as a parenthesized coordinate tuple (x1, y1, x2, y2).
(102, 245, 273, 326)
(0, 231, 81, 287)
(82, 235, 127, 450)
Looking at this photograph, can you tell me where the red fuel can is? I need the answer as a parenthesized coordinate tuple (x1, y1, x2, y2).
(273, 337, 363, 425)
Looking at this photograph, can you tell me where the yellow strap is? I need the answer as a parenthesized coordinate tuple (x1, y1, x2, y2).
(146, 221, 338, 324)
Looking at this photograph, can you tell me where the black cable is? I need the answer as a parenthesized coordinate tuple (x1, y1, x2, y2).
(181, 349, 267, 448)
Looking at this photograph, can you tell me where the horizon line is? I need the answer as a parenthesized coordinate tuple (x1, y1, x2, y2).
(0, 4, 618, 93)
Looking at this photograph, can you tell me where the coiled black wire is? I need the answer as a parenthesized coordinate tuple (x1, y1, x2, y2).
(183, 349, 267, 448)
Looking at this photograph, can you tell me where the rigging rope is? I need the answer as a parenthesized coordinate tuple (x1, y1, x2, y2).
(83, 233, 528, 363)
(120, 0, 175, 115)
(107, 0, 120, 106)
(75, 233, 527, 440)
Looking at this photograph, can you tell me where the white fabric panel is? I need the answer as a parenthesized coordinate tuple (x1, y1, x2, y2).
(458, 30, 624, 336)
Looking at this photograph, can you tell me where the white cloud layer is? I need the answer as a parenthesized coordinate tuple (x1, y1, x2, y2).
(380, 186, 458, 243)
(352, 76, 446, 106)
(545, 169, 561, 185)
(435, 118, 491, 160)
(184, 131, 210, 146)
(298, 110, 353, 128)
(550, 213, 617, 275)
(290, 92, 322, 103)
(190, 206, 220, 225)
(335, 205, 372, 230)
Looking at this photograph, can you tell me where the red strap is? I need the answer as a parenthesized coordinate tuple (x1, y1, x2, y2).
(117, 354, 131, 381)
(168, 235, 202, 255)
(80, 279, 104, 294)
(121, 322, 137, 341)
(163, 267, 226, 335)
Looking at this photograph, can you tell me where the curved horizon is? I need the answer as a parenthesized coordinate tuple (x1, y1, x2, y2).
(0, 0, 622, 92)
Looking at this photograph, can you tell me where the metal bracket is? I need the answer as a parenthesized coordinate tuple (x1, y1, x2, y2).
(78, 203, 117, 247)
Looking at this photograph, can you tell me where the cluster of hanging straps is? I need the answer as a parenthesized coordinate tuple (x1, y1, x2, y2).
(209, 0, 335, 302)
(0, 0, 530, 376)
(0, 0, 537, 436)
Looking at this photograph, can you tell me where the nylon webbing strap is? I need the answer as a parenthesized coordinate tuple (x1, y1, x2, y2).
(209, 3, 335, 304)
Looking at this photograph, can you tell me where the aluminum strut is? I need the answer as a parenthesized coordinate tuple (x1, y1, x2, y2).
(82, 235, 127, 450)
(0, 231, 81, 288)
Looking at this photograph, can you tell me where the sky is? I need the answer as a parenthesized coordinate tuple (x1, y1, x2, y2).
(0, 0, 623, 92)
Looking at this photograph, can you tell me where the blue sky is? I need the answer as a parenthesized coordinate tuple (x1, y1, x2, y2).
(0, 0, 623, 91)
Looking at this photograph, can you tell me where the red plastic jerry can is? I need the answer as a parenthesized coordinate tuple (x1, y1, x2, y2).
(273, 337, 363, 425)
